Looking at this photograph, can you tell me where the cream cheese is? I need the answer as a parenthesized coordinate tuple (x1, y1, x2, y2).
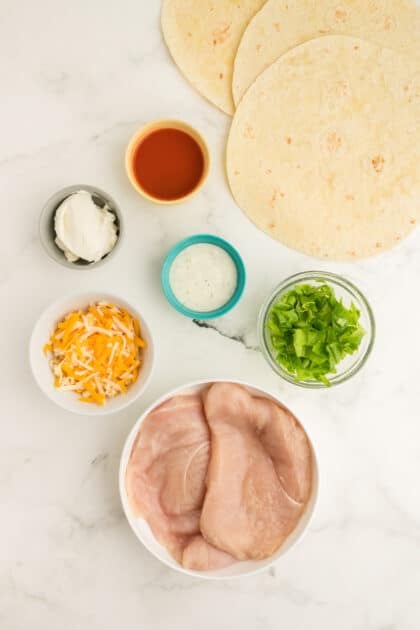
(54, 190, 118, 263)
(169, 243, 237, 312)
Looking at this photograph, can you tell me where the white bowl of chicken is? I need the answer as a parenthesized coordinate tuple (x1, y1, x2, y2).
(120, 380, 319, 579)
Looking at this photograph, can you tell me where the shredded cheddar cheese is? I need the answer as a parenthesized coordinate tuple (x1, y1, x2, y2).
(44, 302, 146, 405)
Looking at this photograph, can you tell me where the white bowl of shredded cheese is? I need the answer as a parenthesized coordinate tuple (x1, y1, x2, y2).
(29, 293, 154, 415)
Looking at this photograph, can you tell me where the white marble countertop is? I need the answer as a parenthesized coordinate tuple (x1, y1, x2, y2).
(2, 2, 420, 629)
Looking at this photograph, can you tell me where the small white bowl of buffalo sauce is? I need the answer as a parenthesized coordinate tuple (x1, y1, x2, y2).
(125, 119, 210, 204)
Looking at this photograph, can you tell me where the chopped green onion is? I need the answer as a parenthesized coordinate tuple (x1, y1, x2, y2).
(265, 282, 365, 385)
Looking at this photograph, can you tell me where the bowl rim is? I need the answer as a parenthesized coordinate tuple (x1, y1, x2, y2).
(258, 270, 376, 389)
(39, 184, 123, 271)
(125, 119, 210, 205)
(161, 234, 246, 320)
(29, 291, 155, 416)
(119, 378, 319, 580)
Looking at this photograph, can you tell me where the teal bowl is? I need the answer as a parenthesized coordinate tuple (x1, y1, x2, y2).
(161, 234, 246, 320)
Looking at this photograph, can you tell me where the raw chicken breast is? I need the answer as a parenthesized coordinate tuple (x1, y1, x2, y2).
(182, 536, 234, 571)
(200, 383, 312, 561)
(126, 395, 210, 562)
(126, 394, 234, 570)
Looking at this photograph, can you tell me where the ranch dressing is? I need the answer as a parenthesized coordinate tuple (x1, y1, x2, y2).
(169, 244, 237, 312)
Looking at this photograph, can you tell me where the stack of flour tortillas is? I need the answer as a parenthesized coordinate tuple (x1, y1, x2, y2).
(162, 0, 420, 260)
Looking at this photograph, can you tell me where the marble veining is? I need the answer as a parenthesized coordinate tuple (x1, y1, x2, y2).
(1, 1, 419, 629)
(192, 319, 259, 352)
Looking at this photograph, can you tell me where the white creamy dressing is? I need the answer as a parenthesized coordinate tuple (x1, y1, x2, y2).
(169, 244, 237, 312)
(54, 190, 118, 263)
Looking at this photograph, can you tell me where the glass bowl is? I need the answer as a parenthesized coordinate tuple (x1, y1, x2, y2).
(258, 271, 375, 388)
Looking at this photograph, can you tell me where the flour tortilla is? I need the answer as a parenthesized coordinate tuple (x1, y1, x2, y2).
(161, 0, 266, 115)
(227, 36, 420, 261)
(233, 0, 420, 105)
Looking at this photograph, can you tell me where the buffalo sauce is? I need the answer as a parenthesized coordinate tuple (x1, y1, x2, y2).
(132, 128, 205, 201)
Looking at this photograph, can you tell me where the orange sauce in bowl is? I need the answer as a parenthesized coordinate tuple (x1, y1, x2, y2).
(131, 128, 205, 202)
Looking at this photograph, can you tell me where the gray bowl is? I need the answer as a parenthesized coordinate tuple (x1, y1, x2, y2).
(39, 184, 123, 270)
